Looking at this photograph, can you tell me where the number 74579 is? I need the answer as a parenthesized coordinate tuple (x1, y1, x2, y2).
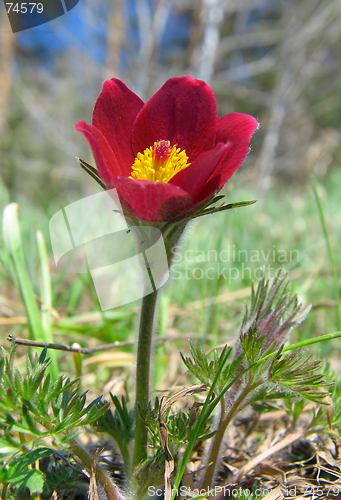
(6, 3, 44, 14)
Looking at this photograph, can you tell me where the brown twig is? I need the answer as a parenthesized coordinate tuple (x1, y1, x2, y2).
(7, 335, 134, 354)
(7, 333, 214, 354)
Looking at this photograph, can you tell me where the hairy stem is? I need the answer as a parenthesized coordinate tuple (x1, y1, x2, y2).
(131, 221, 186, 473)
(70, 440, 124, 500)
(200, 382, 258, 491)
(133, 290, 159, 468)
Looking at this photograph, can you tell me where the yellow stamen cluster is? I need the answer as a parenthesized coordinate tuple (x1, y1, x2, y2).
(130, 140, 190, 183)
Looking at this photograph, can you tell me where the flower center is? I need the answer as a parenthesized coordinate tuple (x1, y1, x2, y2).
(130, 140, 190, 183)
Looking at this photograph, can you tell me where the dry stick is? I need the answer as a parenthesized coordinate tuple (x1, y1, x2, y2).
(7, 336, 134, 354)
(7, 334, 207, 354)
(1, 317, 27, 325)
(197, 0, 224, 83)
(256, 80, 288, 195)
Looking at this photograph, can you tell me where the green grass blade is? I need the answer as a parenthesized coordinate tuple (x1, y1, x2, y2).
(2, 203, 44, 342)
(0, 175, 10, 231)
(36, 226, 59, 379)
(170, 348, 231, 499)
(312, 176, 341, 330)
(260, 329, 341, 361)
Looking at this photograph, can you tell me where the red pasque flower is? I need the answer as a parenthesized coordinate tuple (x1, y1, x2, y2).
(75, 77, 258, 223)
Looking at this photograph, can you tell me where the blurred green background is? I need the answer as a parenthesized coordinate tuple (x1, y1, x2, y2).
(0, 0, 341, 389)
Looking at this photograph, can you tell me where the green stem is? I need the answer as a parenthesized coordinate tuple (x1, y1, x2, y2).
(118, 441, 132, 480)
(131, 220, 187, 469)
(162, 220, 188, 265)
(133, 290, 159, 468)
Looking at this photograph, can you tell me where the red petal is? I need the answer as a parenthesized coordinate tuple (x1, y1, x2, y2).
(75, 121, 123, 182)
(92, 79, 144, 176)
(108, 177, 192, 222)
(213, 113, 259, 188)
(191, 176, 222, 208)
(170, 142, 232, 200)
(132, 77, 217, 162)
